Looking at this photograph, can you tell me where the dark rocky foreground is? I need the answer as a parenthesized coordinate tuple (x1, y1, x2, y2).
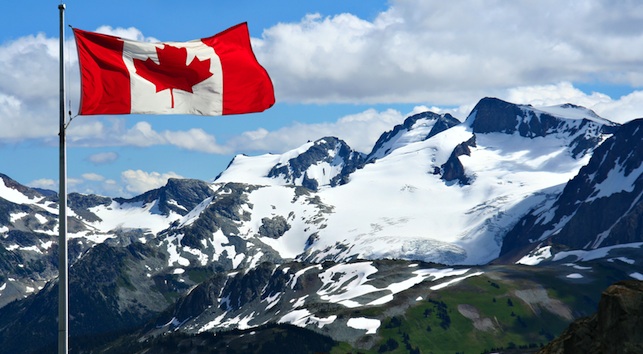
(538, 280, 643, 354)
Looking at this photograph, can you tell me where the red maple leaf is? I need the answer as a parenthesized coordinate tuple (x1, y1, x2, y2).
(133, 44, 213, 108)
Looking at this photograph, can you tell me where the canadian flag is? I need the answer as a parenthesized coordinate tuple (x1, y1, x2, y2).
(73, 23, 275, 116)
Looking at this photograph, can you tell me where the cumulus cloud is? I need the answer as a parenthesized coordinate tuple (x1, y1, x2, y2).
(0, 34, 61, 141)
(2, 0, 643, 151)
(226, 108, 407, 153)
(499, 82, 643, 124)
(28, 178, 56, 191)
(87, 152, 119, 165)
(81, 173, 105, 182)
(67, 119, 230, 153)
(121, 169, 183, 195)
(255, 0, 643, 104)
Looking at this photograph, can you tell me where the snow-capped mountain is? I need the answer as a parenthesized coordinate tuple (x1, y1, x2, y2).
(1, 97, 641, 353)
(365, 110, 461, 162)
(501, 116, 643, 262)
(0, 175, 216, 307)
(216, 136, 365, 191)
(210, 97, 618, 265)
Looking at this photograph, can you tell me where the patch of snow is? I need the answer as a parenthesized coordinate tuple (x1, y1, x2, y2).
(287, 264, 322, 289)
(166, 234, 190, 267)
(34, 214, 48, 224)
(347, 317, 380, 334)
(166, 199, 187, 211)
(278, 309, 337, 329)
(630, 272, 643, 281)
(317, 262, 380, 308)
(278, 309, 311, 327)
(587, 160, 643, 202)
(68, 231, 116, 243)
(312, 314, 337, 328)
(564, 263, 592, 270)
(291, 295, 308, 309)
(430, 271, 484, 290)
(40, 240, 54, 250)
(198, 312, 228, 333)
(553, 242, 643, 262)
(247, 251, 264, 269)
(608, 257, 635, 265)
(9, 212, 28, 223)
(89, 200, 181, 234)
(0, 179, 40, 205)
(179, 197, 213, 227)
(318, 263, 476, 308)
(566, 273, 583, 279)
(237, 312, 256, 330)
(263, 292, 282, 311)
(516, 246, 553, 265)
(182, 246, 209, 266)
(19, 245, 42, 254)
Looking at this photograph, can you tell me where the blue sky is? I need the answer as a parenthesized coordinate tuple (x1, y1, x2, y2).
(1, 0, 643, 197)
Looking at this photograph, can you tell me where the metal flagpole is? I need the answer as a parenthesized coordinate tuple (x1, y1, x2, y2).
(58, 3, 69, 354)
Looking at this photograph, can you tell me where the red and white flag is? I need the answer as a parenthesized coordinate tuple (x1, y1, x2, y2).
(74, 23, 275, 116)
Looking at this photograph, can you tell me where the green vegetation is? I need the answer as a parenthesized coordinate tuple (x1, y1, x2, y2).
(333, 272, 580, 353)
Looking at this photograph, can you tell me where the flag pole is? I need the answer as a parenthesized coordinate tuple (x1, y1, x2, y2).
(58, 3, 69, 354)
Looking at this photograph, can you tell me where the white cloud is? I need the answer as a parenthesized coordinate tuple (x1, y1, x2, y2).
(28, 178, 56, 191)
(68, 120, 229, 153)
(81, 173, 105, 182)
(255, 0, 643, 104)
(2, 0, 643, 151)
(227, 108, 407, 154)
(94, 26, 156, 42)
(121, 169, 183, 195)
(499, 82, 643, 124)
(87, 152, 119, 164)
(162, 128, 230, 154)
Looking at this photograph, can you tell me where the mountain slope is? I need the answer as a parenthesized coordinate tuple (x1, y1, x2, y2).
(216, 137, 365, 191)
(296, 98, 617, 265)
(501, 117, 643, 262)
(1, 96, 639, 354)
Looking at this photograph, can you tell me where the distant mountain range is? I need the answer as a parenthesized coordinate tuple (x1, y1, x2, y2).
(0, 97, 641, 353)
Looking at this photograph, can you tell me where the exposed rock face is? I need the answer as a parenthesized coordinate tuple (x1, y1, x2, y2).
(441, 135, 477, 185)
(267, 137, 365, 191)
(500, 118, 643, 261)
(366, 111, 461, 162)
(115, 178, 216, 216)
(538, 280, 643, 354)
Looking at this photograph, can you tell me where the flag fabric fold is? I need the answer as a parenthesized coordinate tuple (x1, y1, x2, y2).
(74, 23, 275, 116)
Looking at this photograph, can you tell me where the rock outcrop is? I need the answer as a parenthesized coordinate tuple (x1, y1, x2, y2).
(538, 280, 643, 354)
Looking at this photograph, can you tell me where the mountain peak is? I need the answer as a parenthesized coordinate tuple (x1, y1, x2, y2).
(114, 178, 215, 216)
(366, 111, 461, 162)
(466, 97, 618, 158)
(266, 136, 365, 190)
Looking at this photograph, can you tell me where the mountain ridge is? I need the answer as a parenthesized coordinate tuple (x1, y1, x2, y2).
(0, 96, 641, 353)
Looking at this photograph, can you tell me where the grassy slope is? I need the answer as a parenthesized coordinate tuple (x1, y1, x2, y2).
(331, 262, 626, 354)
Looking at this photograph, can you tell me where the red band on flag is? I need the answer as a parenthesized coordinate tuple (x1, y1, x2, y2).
(201, 23, 275, 116)
(73, 23, 275, 116)
(74, 29, 131, 115)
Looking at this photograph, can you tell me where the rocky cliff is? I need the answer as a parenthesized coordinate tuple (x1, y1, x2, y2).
(538, 280, 643, 354)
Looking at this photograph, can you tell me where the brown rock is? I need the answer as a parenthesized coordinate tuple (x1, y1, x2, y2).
(538, 280, 643, 354)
